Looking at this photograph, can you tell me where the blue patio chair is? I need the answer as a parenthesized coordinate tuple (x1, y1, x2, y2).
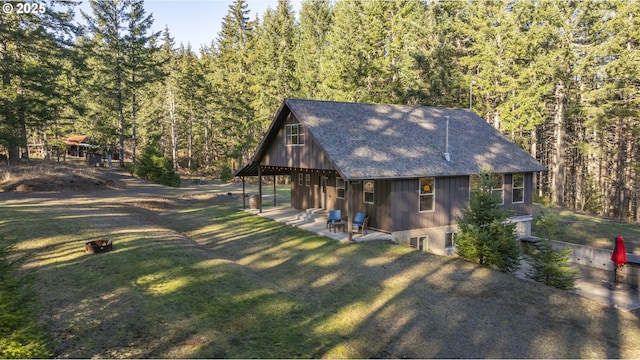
(352, 212, 368, 236)
(326, 210, 342, 228)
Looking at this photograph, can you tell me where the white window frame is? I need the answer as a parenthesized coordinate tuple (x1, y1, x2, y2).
(410, 235, 429, 251)
(363, 180, 374, 204)
(512, 173, 524, 204)
(419, 177, 435, 212)
(285, 124, 305, 146)
(305, 173, 311, 187)
(336, 177, 345, 199)
(445, 232, 455, 249)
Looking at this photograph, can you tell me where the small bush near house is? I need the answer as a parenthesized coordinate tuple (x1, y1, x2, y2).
(0, 244, 51, 359)
(134, 142, 180, 187)
(455, 172, 521, 273)
(527, 209, 577, 290)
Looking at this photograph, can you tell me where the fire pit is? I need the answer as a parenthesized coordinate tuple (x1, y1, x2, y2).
(85, 239, 113, 254)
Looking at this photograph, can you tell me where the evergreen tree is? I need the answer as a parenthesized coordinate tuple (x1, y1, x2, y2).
(82, 0, 159, 167)
(175, 44, 207, 171)
(0, 0, 77, 164)
(318, 0, 368, 101)
(250, 0, 298, 131)
(134, 140, 180, 186)
(455, 172, 521, 273)
(124, 0, 161, 163)
(527, 208, 577, 290)
(294, 0, 333, 99)
(212, 0, 256, 166)
(82, 0, 129, 167)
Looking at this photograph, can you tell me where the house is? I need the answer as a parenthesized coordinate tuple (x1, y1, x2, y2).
(235, 99, 546, 254)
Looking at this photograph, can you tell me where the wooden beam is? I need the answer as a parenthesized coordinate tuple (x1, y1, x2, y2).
(242, 176, 246, 209)
(258, 166, 263, 213)
(273, 175, 277, 207)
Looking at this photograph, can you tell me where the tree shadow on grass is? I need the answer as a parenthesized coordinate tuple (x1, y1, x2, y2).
(1, 196, 638, 358)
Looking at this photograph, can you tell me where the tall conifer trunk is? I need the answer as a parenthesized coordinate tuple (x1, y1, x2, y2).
(552, 82, 567, 206)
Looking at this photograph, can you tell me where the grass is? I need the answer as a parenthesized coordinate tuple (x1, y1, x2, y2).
(1, 187, 640, 359)
(532, 204, 640, 254)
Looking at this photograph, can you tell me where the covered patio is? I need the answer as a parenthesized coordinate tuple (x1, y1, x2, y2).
(243, 206, 394, 243)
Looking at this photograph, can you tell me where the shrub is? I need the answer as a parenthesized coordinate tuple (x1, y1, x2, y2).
(219, 163, 233, 182)
(134, 143, 180, 187)
(455, 171, 521, 273)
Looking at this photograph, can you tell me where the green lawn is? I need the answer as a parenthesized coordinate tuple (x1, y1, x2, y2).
(1, 193, 639, 358)
(532, 204, 640, 254)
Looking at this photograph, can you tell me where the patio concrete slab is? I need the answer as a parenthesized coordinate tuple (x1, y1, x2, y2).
(244, 206, 395, 243)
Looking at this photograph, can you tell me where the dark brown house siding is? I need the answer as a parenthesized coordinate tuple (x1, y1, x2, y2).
(503, 172, 534, 215)
(291, 171, 534, 234)
(290, 174, 393, 232)
(390, 176, 470, 232)
(262, 114, 334, 171)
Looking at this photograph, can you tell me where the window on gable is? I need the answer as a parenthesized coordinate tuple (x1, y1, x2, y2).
(419, 177, 435, 212)
(336, 177, 345, 199)
(512, 173, 524, 203)
(363, 180, 374, 204)
(285, 124, 305, 146)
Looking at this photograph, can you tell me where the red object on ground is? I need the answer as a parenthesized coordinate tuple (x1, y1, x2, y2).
(611, 235, 627, 267)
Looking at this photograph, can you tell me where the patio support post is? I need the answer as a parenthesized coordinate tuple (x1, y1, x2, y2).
(274, 175, 277, 207)
(242, 176, 246, 209)
(258, 166, 263, 213)
(346, 180, 352, 242)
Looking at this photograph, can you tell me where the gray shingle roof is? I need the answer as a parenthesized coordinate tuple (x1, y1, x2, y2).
(237, 98, 547, 179)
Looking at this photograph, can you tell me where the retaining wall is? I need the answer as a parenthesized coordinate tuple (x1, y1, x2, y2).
(550, 239, 639, 287)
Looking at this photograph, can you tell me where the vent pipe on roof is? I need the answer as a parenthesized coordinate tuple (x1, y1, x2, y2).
(443, 116, 451, 162)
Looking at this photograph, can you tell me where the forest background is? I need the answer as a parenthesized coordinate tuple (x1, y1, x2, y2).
(1, 0, 639, 223)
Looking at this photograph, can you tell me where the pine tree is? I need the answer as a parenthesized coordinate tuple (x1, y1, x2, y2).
(212, 0, 256, 166)
(527, 208, 577, 290)
(82, 0, 159, 167)
(124, 0, 161, 163)
(294, 0, 333, 99)
(82, 0, 130, 167)
(0, 0, 77, 164)
(250, 0, 298, 131)
(455, 172, 521, 273)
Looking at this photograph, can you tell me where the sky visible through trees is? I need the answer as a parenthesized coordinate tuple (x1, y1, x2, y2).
(1, 0, 639, 222)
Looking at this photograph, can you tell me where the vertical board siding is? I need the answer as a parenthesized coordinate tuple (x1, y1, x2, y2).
(391, 176, 470, 232)
(504, 172, 534, 215)
(293, 170, 534, 232)
(262, 114, 334, 170)
(390, 173, 534, 232)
